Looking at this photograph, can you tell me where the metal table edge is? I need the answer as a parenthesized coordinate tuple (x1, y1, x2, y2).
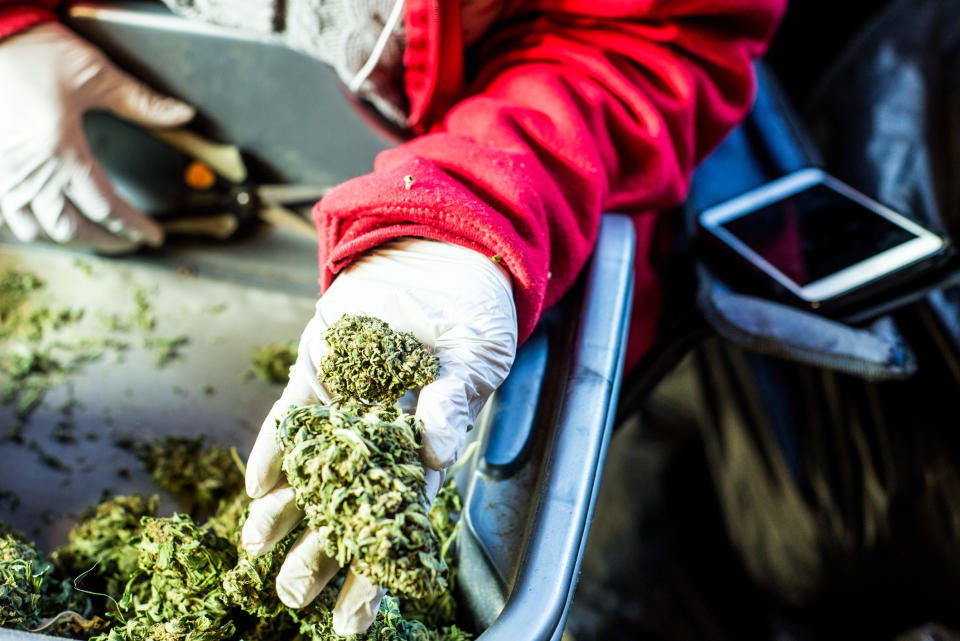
(475, 213, 636, 641)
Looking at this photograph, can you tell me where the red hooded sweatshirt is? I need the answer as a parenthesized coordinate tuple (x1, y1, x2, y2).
(0, 0, 787, 371)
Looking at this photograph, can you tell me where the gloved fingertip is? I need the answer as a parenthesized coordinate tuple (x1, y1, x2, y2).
(332, 570, 385, 636)
(245, 471, 274, 500)
(333, 607, 378, 637)
(141, 223, 165, 248)
(240, 521, 268, 558)
(161, 100, 197, 125)
(243, 540, 268, 558)
(276, 577, 312, 609)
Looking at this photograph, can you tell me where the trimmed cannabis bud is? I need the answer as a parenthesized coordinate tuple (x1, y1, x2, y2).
(221, 526, 296, 619)
(136, 515, 236, 620)
(107, 613, 235, 641)
(3, 483, 470, 641)
(275, 315, 448, 599)
(277, 404, 446, 598)
(0, 526, 49, 629)
(318, 314, 439, 405)
(249, 340, 297, 384)
(95, 514, 238, 641)
(135, 437, 243, 516)
(51, 495, 157, 600)
(401, 481, 463, 628)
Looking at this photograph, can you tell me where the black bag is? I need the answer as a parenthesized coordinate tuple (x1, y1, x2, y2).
(663, 0, 960, 631)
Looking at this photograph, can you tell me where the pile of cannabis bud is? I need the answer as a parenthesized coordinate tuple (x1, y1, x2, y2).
(1, 328, 470, 640)
(277, 314, 446, 599)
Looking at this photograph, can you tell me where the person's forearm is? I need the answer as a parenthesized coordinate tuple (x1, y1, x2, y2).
(315, 0, 787, 345)
(0, 2, 58, 40)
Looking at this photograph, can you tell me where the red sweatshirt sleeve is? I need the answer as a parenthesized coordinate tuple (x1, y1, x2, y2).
(318, 0, 786, 344)
(0, 1, 57, 39)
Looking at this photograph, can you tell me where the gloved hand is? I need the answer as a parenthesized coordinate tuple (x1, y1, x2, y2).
(242, 238, 517, 635)
(0, 23, 195, 252)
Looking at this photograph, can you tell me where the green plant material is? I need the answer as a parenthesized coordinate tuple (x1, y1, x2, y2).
(74, 259, 95, 277)
(221, 526, 297, 619)
(51, 495, 158, 600)
(0, 337, 120, 428)
(52, 421, 76, 444)
(96, 612, 234, 641)
(404, 175, 415, 190)
(0, 269, 43, 340)
(401, 481, 463, 628)
(201, 493, 249, 547)
(318, 314, 439, 405)
(29, 441, 70, 472)
(132, 289, 155, 332)
(2, 390, 471, 641)
(32, 610, 111, 639)
(144, 336, 189, 368)
(97, 312, 131, 333)
(133, 515, 236, 621)
(0, 268, 123, 430)
(249, 341, 297, 384)
(277, 403, 447, 599)
(293, 589, 468, 641)
(0, 345, 64, 420)
(202, 303, 227, 315)
(0, 525, 49, 629)
(134, 437, 244, 516)
(3, 479, 471, 641)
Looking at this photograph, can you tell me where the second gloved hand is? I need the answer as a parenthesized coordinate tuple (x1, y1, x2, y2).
(241, 238, 518, 635)
(0, 23, 195, 252)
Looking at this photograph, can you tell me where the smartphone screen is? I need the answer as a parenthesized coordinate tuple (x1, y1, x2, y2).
(720, 184, 918, 287)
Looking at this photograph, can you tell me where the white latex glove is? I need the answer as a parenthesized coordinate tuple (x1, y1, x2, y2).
(242, 238, 517, 635)
(0, 23, 195, 252)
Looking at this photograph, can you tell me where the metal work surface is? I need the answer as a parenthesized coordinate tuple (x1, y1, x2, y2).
(0, 231, 319, 552)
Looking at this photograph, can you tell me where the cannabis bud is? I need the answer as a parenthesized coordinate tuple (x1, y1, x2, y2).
(0, 527, 49, 629)
(250, 340, 297, 384)
(50, 494, 157, 600)
(318, 314, 439, 406)
(277, 403, 447, 598)
(274, 314, 450, 598)
(135, 437, 244, 516)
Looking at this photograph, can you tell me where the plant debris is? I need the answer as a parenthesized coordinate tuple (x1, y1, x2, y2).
(132, 289, 156, 332)
(0, 268, 178, 437)
(144, 335, 189, 368)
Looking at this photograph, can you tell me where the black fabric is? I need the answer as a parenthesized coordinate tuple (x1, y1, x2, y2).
(691, 0, 960, 630)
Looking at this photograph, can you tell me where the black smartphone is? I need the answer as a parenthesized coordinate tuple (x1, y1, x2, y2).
(697, 168, 950, 314)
